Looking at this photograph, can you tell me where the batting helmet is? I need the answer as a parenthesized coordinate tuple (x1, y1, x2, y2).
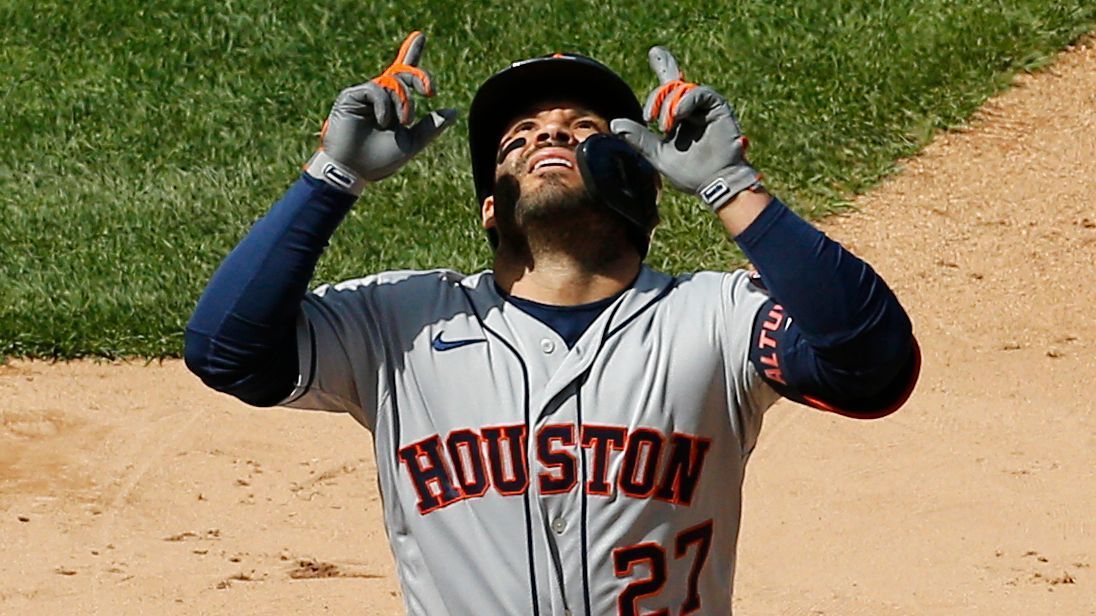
(468, 53, 659, 256)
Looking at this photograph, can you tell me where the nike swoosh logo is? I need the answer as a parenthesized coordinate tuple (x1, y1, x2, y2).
(431, 332, 486, 352)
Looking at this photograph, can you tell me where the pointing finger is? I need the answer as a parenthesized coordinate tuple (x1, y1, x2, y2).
(380, 31, 434, 96)
(647, 46, 683, 85)
(395, 31, 426, 67)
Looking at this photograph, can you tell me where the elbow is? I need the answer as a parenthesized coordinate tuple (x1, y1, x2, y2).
(183, 297, 224, 385)
(883, 304, 914, 366)
(813, 336, 922, 420)
(182, 327, 248, 395)
(183, 327, 227, 390)
(850, 337, 922, 419)
(824, 301, 914, 375)
(183, 327, 298, 408)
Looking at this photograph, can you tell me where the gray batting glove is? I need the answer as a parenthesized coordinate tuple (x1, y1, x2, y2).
(610, 47, 762, 212)
(305, 31, 458, 196)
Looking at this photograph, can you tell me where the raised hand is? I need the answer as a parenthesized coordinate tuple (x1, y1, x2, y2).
(306, 31, 458, 195)
(610, 47, 762, 212)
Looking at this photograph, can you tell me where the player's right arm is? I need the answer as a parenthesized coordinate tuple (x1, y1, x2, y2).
(184, 32, 456, 411)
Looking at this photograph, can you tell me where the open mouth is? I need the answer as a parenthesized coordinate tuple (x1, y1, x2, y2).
(528, 148, 577, 174)
(532, 157, 574, 171)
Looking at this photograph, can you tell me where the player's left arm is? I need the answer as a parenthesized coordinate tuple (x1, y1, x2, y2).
(731, 194, 920, 418)
(614, 47, 918, 417)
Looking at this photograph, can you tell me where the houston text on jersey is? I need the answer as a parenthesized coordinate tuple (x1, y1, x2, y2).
(397, 423, 712, 514)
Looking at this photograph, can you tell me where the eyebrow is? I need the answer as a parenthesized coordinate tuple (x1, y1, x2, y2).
(504, 119, 536, 133)
(503, 113, 604, 134)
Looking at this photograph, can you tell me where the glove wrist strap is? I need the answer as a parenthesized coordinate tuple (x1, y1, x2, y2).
(305, 151, 368, 196)
(698, 165, 763, 212)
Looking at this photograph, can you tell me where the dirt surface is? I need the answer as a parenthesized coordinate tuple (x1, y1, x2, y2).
(2, 41, 1094, 615)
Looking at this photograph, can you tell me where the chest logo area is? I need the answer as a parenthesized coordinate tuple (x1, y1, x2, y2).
(431, 332, 486, 352)
(397, 423, 712, 515)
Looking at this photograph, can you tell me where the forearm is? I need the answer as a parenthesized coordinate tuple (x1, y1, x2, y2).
(716, 187, 774, 236)
(732, 196, 911, 368)
(184, 175, 357, 405)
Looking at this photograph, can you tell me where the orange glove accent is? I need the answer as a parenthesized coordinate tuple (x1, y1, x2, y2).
(649, 78, 698, 132)
(373, 31, 434, 124)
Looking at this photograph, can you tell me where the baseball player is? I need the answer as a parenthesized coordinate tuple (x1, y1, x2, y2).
(186, 32, 919, 615)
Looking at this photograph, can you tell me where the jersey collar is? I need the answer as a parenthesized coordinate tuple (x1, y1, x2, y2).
(457, 266, 677, 415)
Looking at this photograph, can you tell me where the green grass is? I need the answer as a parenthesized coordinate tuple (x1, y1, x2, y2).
(2, 0, 1093, 358)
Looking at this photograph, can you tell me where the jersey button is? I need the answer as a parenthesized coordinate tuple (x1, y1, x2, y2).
(551, 517, 567, 534)
(540, 338, 556, 354)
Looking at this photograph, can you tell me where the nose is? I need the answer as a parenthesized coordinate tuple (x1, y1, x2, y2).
(534, 121, 577, 147)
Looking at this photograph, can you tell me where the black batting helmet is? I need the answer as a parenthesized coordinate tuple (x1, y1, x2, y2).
(468, 53, 659, 256)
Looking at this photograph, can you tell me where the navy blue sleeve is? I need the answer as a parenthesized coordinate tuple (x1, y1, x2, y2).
(184, 175, 357, 406)
(737, 198, 918, 417)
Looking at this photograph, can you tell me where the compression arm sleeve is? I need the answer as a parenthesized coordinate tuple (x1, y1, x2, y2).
(736, 198, 918, 416)
(184, 175, 357, 406)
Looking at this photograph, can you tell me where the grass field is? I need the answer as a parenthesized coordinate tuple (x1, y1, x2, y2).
(2, 1, 1094, 358)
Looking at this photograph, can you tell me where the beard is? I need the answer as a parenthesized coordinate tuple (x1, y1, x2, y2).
(513, 174, 592, 227)
(492, 172, 632, 268)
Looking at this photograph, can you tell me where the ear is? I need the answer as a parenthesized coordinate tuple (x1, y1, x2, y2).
(481, 195, 496, 230)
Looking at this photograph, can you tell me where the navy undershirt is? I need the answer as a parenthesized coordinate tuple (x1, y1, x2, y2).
(185, 174, 915, 414)
(504, 288, 622, 349)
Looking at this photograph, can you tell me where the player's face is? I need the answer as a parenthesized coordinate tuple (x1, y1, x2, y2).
(482, 103, 609, 231)
(494, 103, 608, 182)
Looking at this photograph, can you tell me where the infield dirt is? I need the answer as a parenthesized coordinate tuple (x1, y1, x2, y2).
(2, 40, 1094, 615)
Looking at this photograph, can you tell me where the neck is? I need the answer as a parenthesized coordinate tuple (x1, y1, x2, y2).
(493, 224, 641, 305)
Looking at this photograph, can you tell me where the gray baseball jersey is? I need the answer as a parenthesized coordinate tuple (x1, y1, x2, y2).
(283, 264, 780, 615)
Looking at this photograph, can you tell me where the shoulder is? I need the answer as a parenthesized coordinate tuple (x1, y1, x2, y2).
(621, 267, 757, 323)
(654, 269, 772, 334)
(313, 268, 474, 299)
(665, 268, 766, 299)
(305, 269, 489, 322)
(303, 269, 493, 338)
